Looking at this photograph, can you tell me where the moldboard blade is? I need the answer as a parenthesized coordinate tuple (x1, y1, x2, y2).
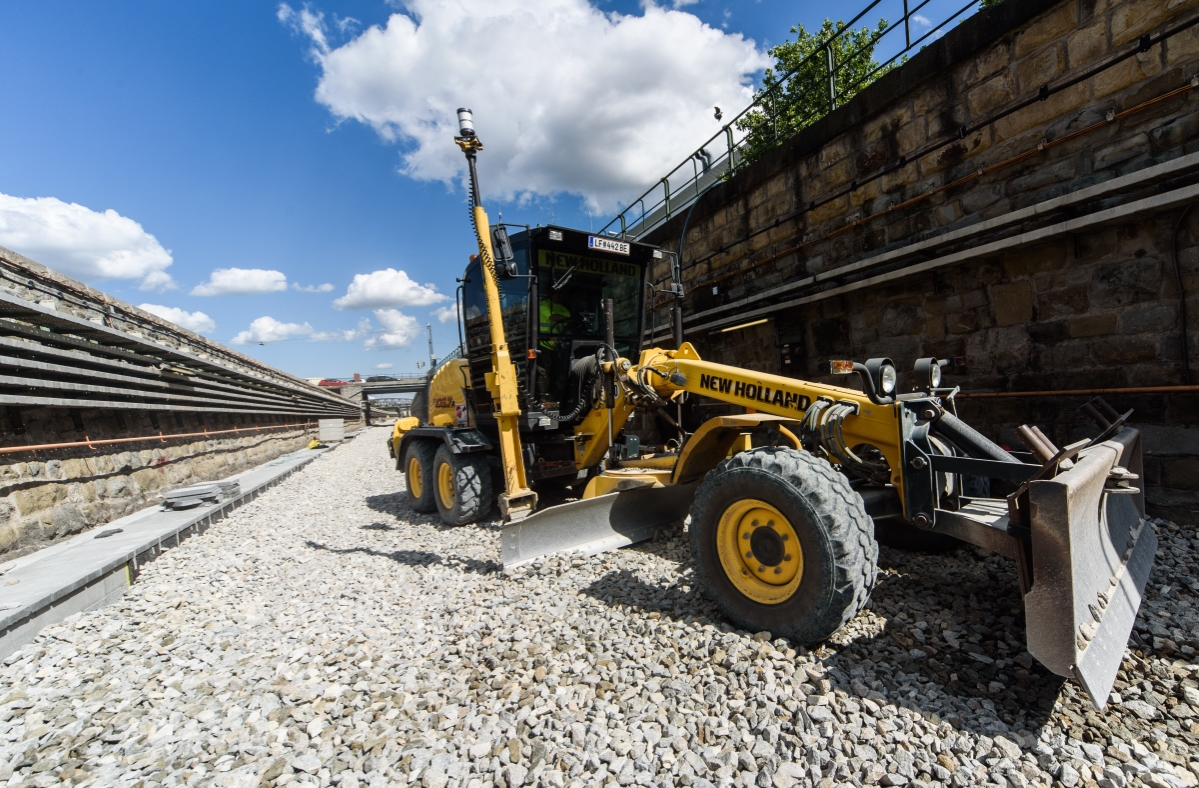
(1023, 427, 1155, 709)
(502, 483, 697, 569)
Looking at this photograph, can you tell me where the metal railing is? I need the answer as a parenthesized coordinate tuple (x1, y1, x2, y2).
(599, 0, 984, 241)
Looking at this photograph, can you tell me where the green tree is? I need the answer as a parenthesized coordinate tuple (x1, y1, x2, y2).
(735, 19, 897, 167)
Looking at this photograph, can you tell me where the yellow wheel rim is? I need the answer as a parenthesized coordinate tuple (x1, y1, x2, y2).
(408, 456, 423, 498)
(716, 498, 804, 605)
(437, 460, 455, 510)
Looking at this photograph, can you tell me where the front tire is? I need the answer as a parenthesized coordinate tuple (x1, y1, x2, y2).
(404, 440, 438, 513)
(432, 445, 493, 526)
(689, 447, 877, 644)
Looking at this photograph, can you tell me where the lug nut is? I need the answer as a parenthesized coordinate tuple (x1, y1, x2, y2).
(773, 567, 782, 574)
(757, 566, 765, 572)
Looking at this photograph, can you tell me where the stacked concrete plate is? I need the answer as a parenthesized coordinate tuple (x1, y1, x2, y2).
(163, 480, 242, 510)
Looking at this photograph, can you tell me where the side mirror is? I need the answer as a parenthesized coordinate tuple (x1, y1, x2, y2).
(492, 226, 517, 279)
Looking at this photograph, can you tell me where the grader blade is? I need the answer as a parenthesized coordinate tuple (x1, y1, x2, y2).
(1023, 427, 1155, 708)
(502, 483, 697, 569)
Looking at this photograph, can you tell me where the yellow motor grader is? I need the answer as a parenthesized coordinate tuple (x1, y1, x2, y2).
(390, 110, 1155, 709)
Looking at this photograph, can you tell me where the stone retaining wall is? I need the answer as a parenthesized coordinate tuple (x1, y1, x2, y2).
(643, 0, 1199, 521)
(0, 408, 328, 559)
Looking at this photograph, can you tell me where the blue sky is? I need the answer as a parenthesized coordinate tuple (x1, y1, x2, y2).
(0, 0, 968, 380)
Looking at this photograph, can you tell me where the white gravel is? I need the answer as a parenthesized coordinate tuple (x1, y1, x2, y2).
(0, 426, 1196, 788)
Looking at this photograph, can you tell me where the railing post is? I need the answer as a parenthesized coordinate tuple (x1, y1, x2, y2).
(771, 88, 778, 142)
(619, 214, 626, 240)
(662, 178, 671, 220)
(725, 125, 735, 170)
(826, 44, 837, 111)
(903, 0, 911, 49)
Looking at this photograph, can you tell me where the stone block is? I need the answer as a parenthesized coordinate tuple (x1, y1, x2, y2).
(913, 81, 950, 117)
(1111, 0, 1194, 47)
(1121, 304, 1177, 333)
(1017, 45, 1065, 94)
(1093, 259, 1161, 306)
(1003, 242, 1068, 277)
(967, 72, 1017, 118)
(1067, 19, 1108, 68)
(953, 41, 1013, 93)
(1068, 313, 1117, 337)
(13, 484, 64, 517)
(1095, 52, 1163, 99)
(1092, 336, 1158, 364)
(993, 83, 1088, 141)
(961, 184, 1005, 215)
(1162, 458, 1199, 490)
(1015, 2, 1078, 59)
(1035, 285, 1093, 316)
(895, 121, 926, 157)
(1028, 320, 1070, 343)
(809, 196, 848, 226)
(880, 302, 926, 336)
(819, 137, 852, 169)
(947, 309, 982, 334)
(131, 468, 164, 492)
(992, 281, 1034, 327)
(1166, 24, 1199, 66)
(823, 161, 853, 191)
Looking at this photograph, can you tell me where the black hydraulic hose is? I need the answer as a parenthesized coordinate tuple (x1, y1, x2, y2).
(930, 411, 1019, 464)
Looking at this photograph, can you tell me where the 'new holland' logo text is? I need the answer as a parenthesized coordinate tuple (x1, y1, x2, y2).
(698, 373, 811, 412)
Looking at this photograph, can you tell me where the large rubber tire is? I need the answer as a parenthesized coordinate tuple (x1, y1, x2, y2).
(432, 445, 493, 526)
(404, 440, 438, 513)
(689, 447, 878, 645)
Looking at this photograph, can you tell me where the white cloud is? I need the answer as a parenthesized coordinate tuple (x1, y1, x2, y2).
(912, 14, 931, 27)
(0, 192, 175, 290)
(364, 308, 419, 349)
(192, 268, 289, 296)
(310, 317, 372, 342)
(281, 0, 768, 210)
(138, 304, 216, 335)
(332, 268, 447, 311)
(230, 316, 314, 345)
(375, 362, 393, 370)
(292, 281, 335, 292)
(432, 305, 457, 324)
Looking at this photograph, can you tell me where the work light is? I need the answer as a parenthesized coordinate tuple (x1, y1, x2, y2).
(457, 108, 475, 137)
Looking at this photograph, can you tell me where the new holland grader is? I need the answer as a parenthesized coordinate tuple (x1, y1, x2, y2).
(390, 109, 1156, 709)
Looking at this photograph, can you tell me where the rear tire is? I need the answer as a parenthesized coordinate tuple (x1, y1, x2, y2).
(404, 440, 437, 513)
(689, 447, 877, 645)
(433, 445, 493, 526)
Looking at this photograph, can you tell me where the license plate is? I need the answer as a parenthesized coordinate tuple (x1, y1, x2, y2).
(588, 236, 630, 255)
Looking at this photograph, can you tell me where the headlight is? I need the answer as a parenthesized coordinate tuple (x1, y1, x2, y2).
(879, 364, 897, 394)
(863, 358, 897, 401)
(914, 358, 942, 392)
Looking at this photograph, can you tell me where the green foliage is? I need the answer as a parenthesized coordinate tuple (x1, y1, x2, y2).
(979, 0, 1004, 9)
(735, 18, 897, 167)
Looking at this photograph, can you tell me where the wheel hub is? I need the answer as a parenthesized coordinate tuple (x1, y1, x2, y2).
(408, 456, 423, 498)
(716, 499, 804, 605)
(437, 461, 455, 510)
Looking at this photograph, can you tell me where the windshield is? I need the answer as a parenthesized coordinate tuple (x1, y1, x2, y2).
(535, 249, 642, 407)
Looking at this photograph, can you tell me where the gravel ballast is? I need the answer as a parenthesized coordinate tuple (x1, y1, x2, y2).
(0, 426, 1196, 788)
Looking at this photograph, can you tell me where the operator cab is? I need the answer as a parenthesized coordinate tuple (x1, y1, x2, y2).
(460, 226, 658, 473)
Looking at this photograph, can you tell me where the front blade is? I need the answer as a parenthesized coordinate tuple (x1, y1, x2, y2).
(1023, 427, 1156, 708)
(502, 483, 697, 569)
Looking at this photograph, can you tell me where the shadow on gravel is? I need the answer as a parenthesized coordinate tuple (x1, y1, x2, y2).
(583, 537, 1070, 739)
(364, 493, 503, 531)
(304, 540, 501, 574)
(361, 522, 394, 531)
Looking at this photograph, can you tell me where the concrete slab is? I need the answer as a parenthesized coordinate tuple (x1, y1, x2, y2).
(0, 444, 337, 660)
